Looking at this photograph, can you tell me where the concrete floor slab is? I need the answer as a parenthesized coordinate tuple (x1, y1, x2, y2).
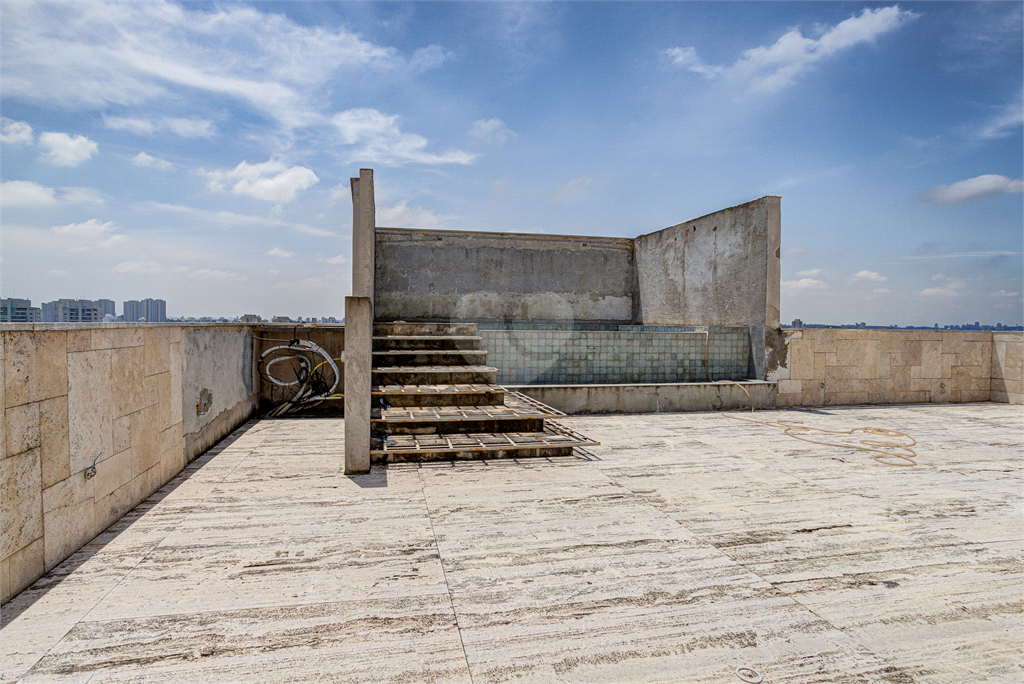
(2, 404, 1021, 683)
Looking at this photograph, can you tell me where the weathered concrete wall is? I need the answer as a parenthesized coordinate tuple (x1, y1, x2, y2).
(634, 196, 781, 379)
(633, 197, 781, 328)
(374, 198, 781, 378)
(182, 327, 259, 463)
(375, 228, 635, 323)
(1, 323, 257, 604)
(991, 332, 1023, 404)
(776, 329, 993, 407)
(513, 381, 776, 415)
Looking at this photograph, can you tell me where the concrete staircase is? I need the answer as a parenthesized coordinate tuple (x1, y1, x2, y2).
(371, 322, 597, 463)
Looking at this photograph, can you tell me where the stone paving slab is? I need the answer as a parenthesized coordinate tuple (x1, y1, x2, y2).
(2, 404, 1022, 683)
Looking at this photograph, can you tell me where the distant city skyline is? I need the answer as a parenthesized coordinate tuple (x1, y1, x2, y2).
(1, 2, 1020, 324)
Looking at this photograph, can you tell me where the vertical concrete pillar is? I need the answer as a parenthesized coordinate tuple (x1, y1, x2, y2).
(344, 296, 372, 474)
(344, 168, 375, 474)
(350, 168, 375, 302)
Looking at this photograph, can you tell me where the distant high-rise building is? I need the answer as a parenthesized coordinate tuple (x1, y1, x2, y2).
(239, 314, 262, 323)
(1, 298, 42, 322)
(123, 298, 167, 322)
(95, 299, 116, 317)
(41, 299, 105, 323)
(791, 318, 803, 328)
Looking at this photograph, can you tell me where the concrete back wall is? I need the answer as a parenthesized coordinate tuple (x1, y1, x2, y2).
(633, 196, 781, 329)
(373, 198, 781, 378)
(634, 196, 781, 380)
(1, 323, 258, 604)
(375, 228, 636, 323)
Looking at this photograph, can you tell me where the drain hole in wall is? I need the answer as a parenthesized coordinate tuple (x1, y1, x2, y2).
(197, 388, 213, 416)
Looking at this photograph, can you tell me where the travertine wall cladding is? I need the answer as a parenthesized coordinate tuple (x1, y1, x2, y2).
(1, 324, 258, 605)
(776, 329, 995, 407)
(991, 332, 1023, 404)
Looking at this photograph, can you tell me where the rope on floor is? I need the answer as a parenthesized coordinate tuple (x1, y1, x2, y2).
(713, 379, 918, 467)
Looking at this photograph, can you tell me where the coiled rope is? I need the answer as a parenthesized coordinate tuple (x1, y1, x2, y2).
(710, 380, 918, 468)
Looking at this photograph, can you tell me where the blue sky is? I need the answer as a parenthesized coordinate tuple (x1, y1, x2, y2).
(2, 1, 1021, 324)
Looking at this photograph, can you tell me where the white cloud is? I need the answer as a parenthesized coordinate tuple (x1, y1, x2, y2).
(319, 254, 348, 265)
(852, 270, 888, 282)
(550, 175, 602, 202)
(333, 109, 475, 165)
(781, 278, 827, 290)
(992, 290, 1021, 299)
(664, 47, 721, 77)
(1, 118, 33, 145)
(782, 247, 808, 258)
(410, 44, 452, 70)
(204, 160, 319, 202)
(898, 250, 1021, 261)
(190, 269, 245, 281)
(2, 1, 400, 129)
(492, 179, 508, 196)
(105, 115, 215, 138)
(470, 118, 516, 145)
(872, 288, 891, 294)
(330, 183, 351, 201)
(921, 174, 1024, 204)
(2, 180, 57, 207)
(921, 274, 967, 296)
(796, 268, 822, 277)
(667, 6, 917, 95)
(145, 202, 326, 236)
(113, 260, 165, 274)
(294, 225, 337, 237)
(39, 132, 98, 166)
(57, 187, 105, 205)
(377, 200, 447, 228)
(52, 218, 117, 238)
(132, 151, 174, 170)
(1, 181, 104, 207)
(267, 247, 294, 258)
(273, 276, 334, 290)
(976, 97, 1023, 140)
(51, 218, 126, 249)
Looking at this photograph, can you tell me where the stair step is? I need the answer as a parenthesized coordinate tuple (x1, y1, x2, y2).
(373, 365, 498, 385)
(372, 350, 488, 367)
(374, 401, 553, 435)
(373, 335, 482, 351)
(374, 322, 478, 337)
(371, 421, 598, 463)
(373, 384, 505, 407)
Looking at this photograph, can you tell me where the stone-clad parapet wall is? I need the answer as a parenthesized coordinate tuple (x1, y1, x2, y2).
(775, 329, 1019, 407)
(1, 323, 259, 604)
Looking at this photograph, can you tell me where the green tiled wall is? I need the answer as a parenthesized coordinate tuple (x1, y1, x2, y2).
(477, 324, 749, 384)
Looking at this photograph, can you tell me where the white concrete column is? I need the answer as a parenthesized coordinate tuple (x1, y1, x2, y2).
(344, 296, 372, 474)
(351, 168, 375, 303)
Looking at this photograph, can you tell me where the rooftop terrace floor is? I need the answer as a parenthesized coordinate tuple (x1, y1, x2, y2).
(2, 403, 1021, 683)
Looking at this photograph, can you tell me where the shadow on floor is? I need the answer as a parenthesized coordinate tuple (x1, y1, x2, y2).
(0, 419, 267, 627)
